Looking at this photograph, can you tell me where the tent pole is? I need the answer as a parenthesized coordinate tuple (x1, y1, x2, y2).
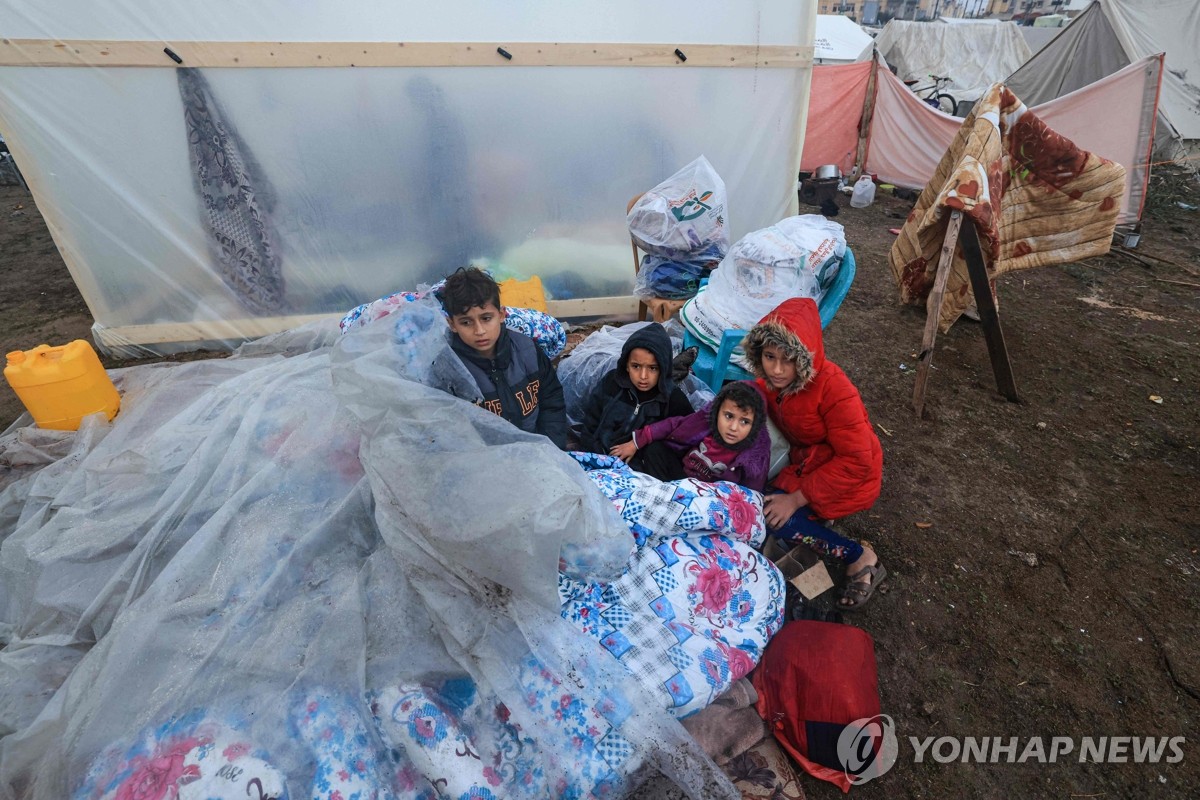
(852, 49, 880, 182)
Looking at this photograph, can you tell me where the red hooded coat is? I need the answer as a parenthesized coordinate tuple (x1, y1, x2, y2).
(742, 298, 882, 520)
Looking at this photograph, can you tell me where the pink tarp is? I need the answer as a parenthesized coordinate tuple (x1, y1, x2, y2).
(860, 65, 960, 192)
(799, 61, 872, 174)
(800, 55, 1163, 224)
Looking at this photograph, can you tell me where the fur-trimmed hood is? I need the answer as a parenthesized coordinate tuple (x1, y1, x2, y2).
(741, 298, 825, 396)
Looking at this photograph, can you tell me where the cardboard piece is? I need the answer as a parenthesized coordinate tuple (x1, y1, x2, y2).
(768, 541, 833, 599)
(789, 560, 835, 599)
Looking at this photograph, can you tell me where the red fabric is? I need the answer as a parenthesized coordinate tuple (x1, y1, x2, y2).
(752, 621, 881, 794)
(755, 299, 882, 520)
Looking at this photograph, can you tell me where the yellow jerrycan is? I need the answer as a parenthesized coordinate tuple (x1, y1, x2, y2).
(4, 340, 121, 431)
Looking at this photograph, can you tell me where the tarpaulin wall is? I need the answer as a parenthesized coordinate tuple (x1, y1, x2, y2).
(0, 0, 816, 357)
(798, 61, 873, 175)
(800, 54, 1162, 226)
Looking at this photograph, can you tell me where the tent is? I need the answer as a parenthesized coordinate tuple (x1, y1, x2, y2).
(1019, 25, 1064, 56)
(1004, 0, 1200, 159)
(0, 0, 816, 357)
(813, 14, 873, 64)
(872, 19, 1032, 105)
(800, 53, 1163, 225)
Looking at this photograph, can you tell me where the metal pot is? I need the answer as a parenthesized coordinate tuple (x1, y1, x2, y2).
(814, 164, 841, 180)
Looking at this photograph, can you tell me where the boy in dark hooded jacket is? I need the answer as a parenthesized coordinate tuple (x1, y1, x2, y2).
(742, 297, 885, 609)
(578, 323, 693, 467)
(440, 267, 568, 449)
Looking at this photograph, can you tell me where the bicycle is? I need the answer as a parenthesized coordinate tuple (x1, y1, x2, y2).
(903, 74, 957, 115)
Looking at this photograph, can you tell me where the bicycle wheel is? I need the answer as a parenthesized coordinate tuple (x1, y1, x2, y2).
(933, 93, 957, 115)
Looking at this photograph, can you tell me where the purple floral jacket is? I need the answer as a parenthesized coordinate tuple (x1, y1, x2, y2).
(634, 405, 771, 492)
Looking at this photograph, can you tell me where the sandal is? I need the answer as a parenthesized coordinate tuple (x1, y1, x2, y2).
(838, 562, 888, 611)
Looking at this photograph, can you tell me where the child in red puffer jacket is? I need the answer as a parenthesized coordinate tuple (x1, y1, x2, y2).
(742, 297, 885, 610)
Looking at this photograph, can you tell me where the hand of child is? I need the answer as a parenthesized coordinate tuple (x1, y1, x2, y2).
(763, 491, 806, 529)
(609, 441, 638, 463)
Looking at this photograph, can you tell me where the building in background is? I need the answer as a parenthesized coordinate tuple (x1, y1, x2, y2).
(824, 0, 1091, 22)
(820, 0, 939, 24)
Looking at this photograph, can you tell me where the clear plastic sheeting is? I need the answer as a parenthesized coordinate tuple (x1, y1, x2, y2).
(0, 303, 739, 799)
(0, 0, 815, 357)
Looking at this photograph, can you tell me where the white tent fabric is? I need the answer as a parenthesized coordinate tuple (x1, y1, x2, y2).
(0, 0, 815, 357)
(813, 14, 873, 63)
(1005, 0, 1199, 153)
(873, 19, 1032, 104)
(1098, 0, 1200, 142)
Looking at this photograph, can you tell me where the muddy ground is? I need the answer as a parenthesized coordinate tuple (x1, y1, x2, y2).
(1, 176, 1198, 798)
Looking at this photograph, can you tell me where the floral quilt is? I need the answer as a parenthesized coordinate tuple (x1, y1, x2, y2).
(562, 453, 785, 718)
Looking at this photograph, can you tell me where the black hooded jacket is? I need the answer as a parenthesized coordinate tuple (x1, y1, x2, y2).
(578, 323, 693, 454)
(450, 326, 568, 449)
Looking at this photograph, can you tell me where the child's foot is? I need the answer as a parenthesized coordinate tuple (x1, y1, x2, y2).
(838, 546, 886, 610)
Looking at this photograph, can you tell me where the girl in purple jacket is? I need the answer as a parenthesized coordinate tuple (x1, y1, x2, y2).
(610, 381, 771, 492)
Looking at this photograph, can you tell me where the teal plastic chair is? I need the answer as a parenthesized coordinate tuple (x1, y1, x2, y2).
(685, 247, 857, 392)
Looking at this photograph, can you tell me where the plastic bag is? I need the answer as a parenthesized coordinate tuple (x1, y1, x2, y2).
(627, 156, 728, 261)
(680, 215, 846, 353)
(632, 251, 720, 301)
(850, 175, 876, 208)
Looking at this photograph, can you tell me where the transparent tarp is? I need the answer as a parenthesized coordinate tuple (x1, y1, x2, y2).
(0, 0, 814, 356)
(0, 304, 748, 799)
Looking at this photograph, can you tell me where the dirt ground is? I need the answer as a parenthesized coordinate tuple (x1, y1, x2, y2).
(2, 175, 1198, 797)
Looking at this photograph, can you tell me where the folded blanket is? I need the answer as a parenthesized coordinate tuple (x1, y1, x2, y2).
(680, 678, 767, 765)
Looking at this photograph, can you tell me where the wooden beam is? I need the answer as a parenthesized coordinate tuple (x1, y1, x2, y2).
(547, 296, 638, 320)
(959, 219, 1020, 403)
(0, 39, 813, 69)
(91, 296, 639, 348)
(912, 210, 963, 418)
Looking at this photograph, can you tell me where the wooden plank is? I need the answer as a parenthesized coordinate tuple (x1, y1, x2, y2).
(912, 210, 963, 418)
(92, 296, 639, 348)
(547, 296, 638, 319)
(959, 219, 1020, 403)
(627, 192, 649, 322)
(0, 125, 113, 322)
(94, 313, 341, 347)
(0, 39, 813, 69)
